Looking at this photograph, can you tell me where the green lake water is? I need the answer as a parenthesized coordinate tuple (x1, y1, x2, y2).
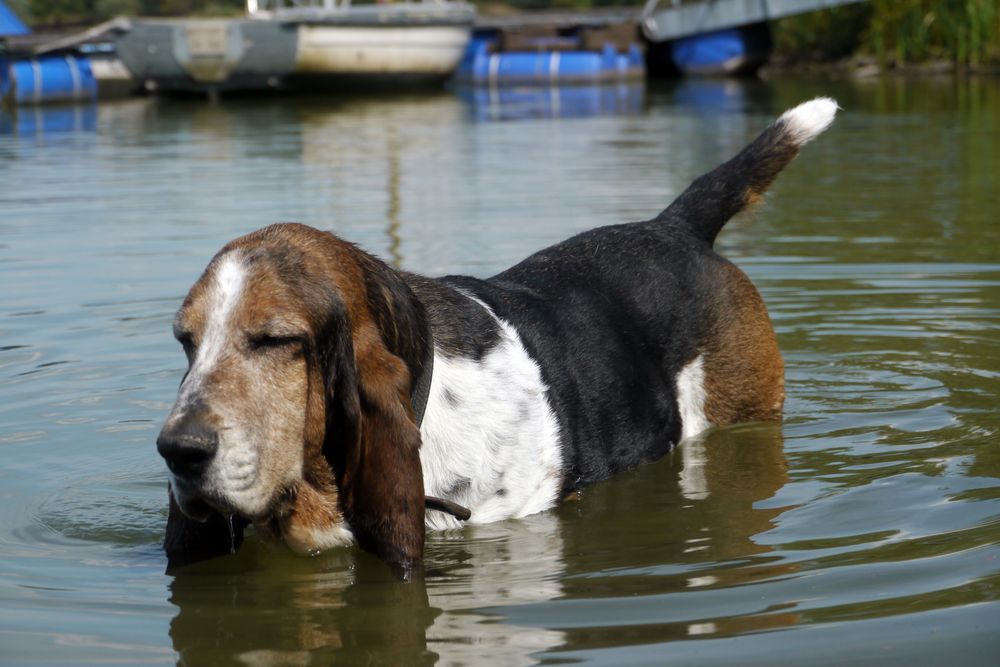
(0, 75, 998, 665)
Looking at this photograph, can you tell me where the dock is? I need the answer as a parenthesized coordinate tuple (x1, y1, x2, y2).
(641, 0, 869, 42)
(3, 0, 877, 106)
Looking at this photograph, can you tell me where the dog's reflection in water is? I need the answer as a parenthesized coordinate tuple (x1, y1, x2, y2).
(168, 424, 789, 665)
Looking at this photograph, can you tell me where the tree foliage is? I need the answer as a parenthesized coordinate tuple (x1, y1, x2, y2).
(21, 0, 245, 26)
(774, 0, 999, 66)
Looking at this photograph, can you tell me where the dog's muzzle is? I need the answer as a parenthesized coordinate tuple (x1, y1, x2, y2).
(157, 407, 223, 522)
(157, 409, 218, 479)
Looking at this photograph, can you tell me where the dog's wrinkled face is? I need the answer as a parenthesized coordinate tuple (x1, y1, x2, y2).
(158, 248, 312, 524)
(158, 224, 428, 573)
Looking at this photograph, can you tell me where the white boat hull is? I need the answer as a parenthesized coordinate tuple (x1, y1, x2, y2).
(295, 25, 471, 76)
(112, 3, 475, 93)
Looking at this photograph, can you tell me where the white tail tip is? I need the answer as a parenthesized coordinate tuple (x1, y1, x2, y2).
(778, 97, 839, 146)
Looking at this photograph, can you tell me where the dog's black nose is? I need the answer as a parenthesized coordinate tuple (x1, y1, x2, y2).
(157, 413, 218, 478)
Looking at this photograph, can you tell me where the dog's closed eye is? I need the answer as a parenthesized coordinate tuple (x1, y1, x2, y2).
(175, 332, 196, 360)
(248, 334, 303, 352)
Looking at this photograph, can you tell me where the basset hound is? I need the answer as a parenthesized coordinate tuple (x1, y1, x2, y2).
(157, 98, 838, 577)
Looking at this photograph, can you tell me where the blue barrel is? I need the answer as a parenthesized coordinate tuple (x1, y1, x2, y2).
(457, 33, 646, 85)
(10, 55, 98, 104)
(463, 49, 635, 85)
(670, 23, 772, 76)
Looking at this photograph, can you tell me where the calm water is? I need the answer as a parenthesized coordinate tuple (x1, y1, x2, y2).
(1, 76, 998, 666)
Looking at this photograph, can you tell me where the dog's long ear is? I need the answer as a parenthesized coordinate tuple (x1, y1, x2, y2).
(322, 316, 425, 576)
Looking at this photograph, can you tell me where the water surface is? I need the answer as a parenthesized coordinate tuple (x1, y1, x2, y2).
(1, 76, 998, 665)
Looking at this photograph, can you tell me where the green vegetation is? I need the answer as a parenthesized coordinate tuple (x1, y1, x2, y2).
(10, 0, 244, 27)
(773, 0, 999, 68)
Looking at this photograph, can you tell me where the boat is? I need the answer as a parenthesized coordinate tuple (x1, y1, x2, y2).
(113, 0, 475, 95)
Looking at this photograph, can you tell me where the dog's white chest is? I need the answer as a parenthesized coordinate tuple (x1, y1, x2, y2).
(419, 316, 563, 530)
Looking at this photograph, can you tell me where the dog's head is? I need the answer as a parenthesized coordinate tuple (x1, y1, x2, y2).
(157, 223, 431, 572)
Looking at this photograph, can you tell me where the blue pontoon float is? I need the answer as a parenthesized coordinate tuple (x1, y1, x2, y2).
(1, 1, 99, 104)
(455, 15, 644, 86)
(458, 35, 643, 85)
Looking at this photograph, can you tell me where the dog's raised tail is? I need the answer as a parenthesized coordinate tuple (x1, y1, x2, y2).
(657, 97, 838, 245)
